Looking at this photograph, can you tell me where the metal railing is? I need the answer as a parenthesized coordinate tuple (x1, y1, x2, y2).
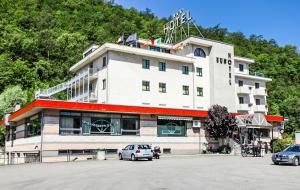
(249, 71, 265, 77)
(35, 68, 100, 99)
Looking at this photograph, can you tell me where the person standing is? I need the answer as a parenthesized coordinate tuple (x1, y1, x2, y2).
(264, 142, 269, 154)
(253, 139, 258, 157)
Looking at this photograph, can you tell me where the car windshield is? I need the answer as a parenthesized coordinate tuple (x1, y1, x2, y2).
(284, 146, 300, 152)
(138, 145, 151, 149)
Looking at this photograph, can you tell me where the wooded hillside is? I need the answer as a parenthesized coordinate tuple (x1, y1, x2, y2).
(0, 0, 299, 133)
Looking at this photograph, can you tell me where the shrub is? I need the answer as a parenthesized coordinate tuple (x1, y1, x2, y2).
(271, 135, 294, 152)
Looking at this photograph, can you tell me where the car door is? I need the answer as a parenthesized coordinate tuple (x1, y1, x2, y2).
(128, 145, 135, 158)
(122, 145, 130, 159)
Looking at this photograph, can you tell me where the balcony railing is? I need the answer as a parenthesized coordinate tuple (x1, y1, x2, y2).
(237, 104, 250, 111)
(253, 105, 268, 112)
(249, 71, 265, 77)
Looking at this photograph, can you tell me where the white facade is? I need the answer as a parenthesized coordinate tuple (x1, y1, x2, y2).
(50, 36, 271, 115)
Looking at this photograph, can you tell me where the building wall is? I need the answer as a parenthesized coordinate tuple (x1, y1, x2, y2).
(107, 51, 196, 109)
(209, 41, 236, 112)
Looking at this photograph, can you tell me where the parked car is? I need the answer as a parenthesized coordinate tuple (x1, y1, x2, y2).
(272, 144, 300, 166)
(119, 144, 153, 161)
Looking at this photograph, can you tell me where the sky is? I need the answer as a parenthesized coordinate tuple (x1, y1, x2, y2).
(114, 0, 300, 50)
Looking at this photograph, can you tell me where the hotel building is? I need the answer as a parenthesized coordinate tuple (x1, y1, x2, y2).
(1, 36, 283, 164)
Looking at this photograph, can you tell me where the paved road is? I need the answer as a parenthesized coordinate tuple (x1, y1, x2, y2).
(0, 155, 299, 190)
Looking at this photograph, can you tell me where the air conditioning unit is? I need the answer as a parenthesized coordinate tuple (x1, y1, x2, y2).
(193, 120, 201, 128)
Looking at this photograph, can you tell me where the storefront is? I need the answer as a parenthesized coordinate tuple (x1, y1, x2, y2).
(59, 111, 140, 136)
(157, 116, 195, 137)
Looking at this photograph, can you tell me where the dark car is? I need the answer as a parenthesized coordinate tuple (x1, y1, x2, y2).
(272, 145, 300, 166)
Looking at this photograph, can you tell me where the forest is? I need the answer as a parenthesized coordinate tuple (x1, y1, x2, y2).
(0, 0, 299, 138)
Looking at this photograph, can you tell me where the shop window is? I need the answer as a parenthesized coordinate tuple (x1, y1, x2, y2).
(25, 114, 41, 137)
(60, 112, 81, 135)
(157, 120, 187, 137)
(59, 112, 139, 136)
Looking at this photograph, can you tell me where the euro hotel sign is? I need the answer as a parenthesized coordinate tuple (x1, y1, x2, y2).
(164, 10, 192, 44)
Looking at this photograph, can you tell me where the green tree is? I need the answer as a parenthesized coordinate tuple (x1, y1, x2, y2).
(0, 85, 27, 119)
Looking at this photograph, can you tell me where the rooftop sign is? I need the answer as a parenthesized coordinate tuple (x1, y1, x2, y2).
(164, 10, 203, 44)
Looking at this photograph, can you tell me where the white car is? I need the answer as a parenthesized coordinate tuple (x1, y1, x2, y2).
(119, 144, 153, 161)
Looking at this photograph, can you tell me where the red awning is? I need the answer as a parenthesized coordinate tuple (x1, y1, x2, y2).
(1, 99, 284, 124)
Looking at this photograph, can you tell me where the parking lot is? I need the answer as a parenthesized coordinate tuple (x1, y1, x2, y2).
(0, 155, 299, 190)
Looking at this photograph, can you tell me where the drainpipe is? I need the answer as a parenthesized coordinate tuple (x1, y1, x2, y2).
(40, 110, 44, 163)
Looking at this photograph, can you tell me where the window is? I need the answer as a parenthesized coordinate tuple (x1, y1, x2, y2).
(256, 99, 261, 105)
(197, 87, 203, 96)
(150, 46, 160, 52)
(224, 59, 227, 64)
(194, 48, 206, 57)
(157, 120, 187, 137)
(59, 112, 140, 136)
(229, 73, 232, 78)
(142, 59, 150, 69)
(255, 82, 260, 89)
(228, 53, 232, 59)
(102, 79, 106, 90)
(182, 66, 189, 75)
(196, 67, 202, 77)
(216, 57, 219, 63)
(239, 64, 244, 72)
(60, 112, 81, 135)
(183, 85, 189, 95)
(159, 83, 166, 93)
(238, 80, 243, 87)
(239, 97, 244, 104)
(159, 62, 166, 71)
(161, 48, 171, 53)
(142, 81, 150, 91)
(102, 57, 107, 67)
(25, 114, 41, 137)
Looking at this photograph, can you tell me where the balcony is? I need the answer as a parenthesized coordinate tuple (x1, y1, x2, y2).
(254, 88, 267, 96)
(236, 86, 250, 94)
(249, 71, 265, 77)
(253, 105, 267, 113)
(237, 104, 250, 111)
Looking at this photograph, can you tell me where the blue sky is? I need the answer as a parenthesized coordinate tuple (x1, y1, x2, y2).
(114, 0, 300, 50)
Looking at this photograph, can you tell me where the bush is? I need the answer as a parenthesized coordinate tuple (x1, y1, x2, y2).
(271, 135, 294, 153)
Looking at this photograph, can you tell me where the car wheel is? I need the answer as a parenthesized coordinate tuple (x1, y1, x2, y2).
(119, 153, 123, 160)
(292, 157, 299, 166)
(148, 157, 153, 161)
(131, 154, 136, 161)
(273, 162, 279, 165)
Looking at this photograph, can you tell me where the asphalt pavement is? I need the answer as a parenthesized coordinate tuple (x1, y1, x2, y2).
(0, 155, 299, 190)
